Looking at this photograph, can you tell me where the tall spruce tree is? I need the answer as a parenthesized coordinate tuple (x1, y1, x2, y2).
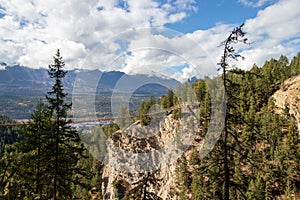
(218, 24, 248, 200)
(46, 49, 88, 199)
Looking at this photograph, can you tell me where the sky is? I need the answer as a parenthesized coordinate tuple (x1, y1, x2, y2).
(0, 0, 300, 82)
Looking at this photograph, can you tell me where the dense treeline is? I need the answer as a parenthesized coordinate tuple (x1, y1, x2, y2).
(0, 115, 20, 156)
(172, 53, 300, 199)
(0, 115, 22, 196)
(136, 89, 181, 126)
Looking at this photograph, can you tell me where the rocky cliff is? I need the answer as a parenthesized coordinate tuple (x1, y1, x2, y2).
(273, 74, 300, 132)
(101, 105, 202, 199)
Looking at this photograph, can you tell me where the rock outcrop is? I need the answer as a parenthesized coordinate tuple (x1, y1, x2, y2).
(101, 105, 201, 199)
(273, 75, 300, 132)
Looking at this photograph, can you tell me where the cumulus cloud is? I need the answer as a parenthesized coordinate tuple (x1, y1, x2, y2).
(108, 27, 218, 82)
(240, 0, 300, 68)
(18, 40, 87, 69)
(0, 0, 300, 82)
(183, 0, 300, 73)
(0, 0, 196, 70)
(79, 27, 211, 82)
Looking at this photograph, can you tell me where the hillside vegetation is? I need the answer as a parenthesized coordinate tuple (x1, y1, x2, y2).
(101, 53, 300, 199)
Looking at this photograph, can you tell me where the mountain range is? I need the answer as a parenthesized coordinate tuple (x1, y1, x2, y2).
(0, 65, 181, 96)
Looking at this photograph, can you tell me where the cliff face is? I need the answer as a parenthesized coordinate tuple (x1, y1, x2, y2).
(273, 75, 300, 131)
(101, 105, 202, 199)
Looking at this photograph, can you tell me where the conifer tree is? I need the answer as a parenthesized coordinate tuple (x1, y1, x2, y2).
(289, 52, 300, 76)
(175, 156, 191, 200)
(0, 116, 22, 197)
(6, 101, 54, 199)
(218, 24, 248, 199)
(46, 49, 88, 199)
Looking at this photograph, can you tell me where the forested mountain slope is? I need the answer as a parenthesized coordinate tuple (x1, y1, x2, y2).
(99, 53, 300, 199)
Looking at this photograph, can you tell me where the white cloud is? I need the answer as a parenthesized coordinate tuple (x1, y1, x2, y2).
(18, 40, 87, 69)
(182, 0, 300, 74)
(245, 0, 300, 40)
(0, 0, 300, 82)
(112, 28, 218, 82)
(236, 45, 296, 69)
(0, 0, 195, 70)
(168, 12, 186, 23)
(241, 0, 300, 68)
(238, 0, 275, 7)
(173, 0, 197, 11)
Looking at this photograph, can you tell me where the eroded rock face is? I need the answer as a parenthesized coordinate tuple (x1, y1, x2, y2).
(101, 105, 201, 199)
(273, 75, 300, 132)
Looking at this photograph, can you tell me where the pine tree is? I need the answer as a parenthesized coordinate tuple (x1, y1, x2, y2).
(4, 101, 54, 199)
(137, 96, 156, 126)
(138, 101, 151, 126)
(0, 115, 20, 156)
(46, 49, 89, 199)
(246, 176, 264, 199)
(218, 23, 248, 200)
(1, 51, 92, 199)
(175, 156, 191, 200)
(289, 52, 300, 76)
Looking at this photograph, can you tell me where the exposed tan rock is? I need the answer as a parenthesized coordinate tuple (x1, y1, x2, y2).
(101, 105, 201, 199)
(273, 75, 300, 133)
